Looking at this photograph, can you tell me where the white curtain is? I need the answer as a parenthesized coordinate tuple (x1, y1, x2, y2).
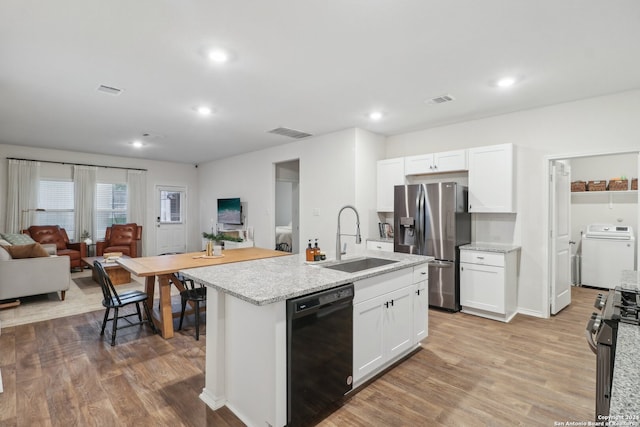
(73, 165, 97, 242)
(6, 159, 40, 233)
(127, 170, 146, 225)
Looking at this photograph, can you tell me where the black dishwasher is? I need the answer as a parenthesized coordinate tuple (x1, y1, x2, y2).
(286, 283, 354, 427)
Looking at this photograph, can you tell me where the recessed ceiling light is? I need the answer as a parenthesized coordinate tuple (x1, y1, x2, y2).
(496, 76, 517, 88)
(368, 111, 384, 121)
(208, 49, 230, 63)
(131, 140, 143, 148)
(196, 106, 212, 116)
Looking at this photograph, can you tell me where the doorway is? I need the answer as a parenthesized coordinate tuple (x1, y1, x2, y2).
(155, 185, 187, 255)
(547, 151, 639, 316)
(275, 160, 300, 253)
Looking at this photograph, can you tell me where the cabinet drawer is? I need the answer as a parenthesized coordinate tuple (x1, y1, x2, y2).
(413, 264, 428, 283)
(366, 240, 394, 252)
(354, 268, 413, 304)
(460, 250, 504, 267)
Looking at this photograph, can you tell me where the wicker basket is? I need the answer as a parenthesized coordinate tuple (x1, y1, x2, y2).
(608, 179, 628, 191)
(587, 180, 607, 191)
(632, 178, 638, 191)
(570, 181, 586, 192)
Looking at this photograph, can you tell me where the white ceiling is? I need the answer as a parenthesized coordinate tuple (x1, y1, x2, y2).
(1, 1, 639, 164)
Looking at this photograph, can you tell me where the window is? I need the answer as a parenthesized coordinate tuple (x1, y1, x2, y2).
(36, 180, 75, 237)
(96, 183, 128, 238)
(159, 190, 183, 223)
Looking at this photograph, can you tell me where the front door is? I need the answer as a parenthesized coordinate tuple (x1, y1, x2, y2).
(550, 160, 571, 315)
(155, 185, 187, 255)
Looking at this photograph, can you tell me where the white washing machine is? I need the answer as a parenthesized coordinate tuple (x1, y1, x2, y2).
(581, 224, 636, 289)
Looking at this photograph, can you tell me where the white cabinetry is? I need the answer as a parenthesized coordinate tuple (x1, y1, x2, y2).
(413, 264, 429, 342)
(353, 265, 428, 385)
(366, 240, 394, 252)
(376, 158, 405, 212)
(459, 249, 518, 322)
(468, 143, 516, 213)
(404, 149, 467, 175)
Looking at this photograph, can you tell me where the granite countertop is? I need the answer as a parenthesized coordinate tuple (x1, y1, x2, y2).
(459, 243, 521, 253)
(609, 270, 640, 419)
(620, 270, 640, 290)
(609, 322, 640, 418)
(181, 250, 432, 306)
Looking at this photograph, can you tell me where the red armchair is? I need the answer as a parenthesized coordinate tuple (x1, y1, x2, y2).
(96, 223, 142, 258)
(25, 225, 87, 271)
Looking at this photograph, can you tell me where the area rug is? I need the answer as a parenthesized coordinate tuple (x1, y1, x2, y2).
(0, 270, 145, 328)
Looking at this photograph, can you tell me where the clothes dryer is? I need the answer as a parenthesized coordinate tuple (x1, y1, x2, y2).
(581, 224, 635, 289)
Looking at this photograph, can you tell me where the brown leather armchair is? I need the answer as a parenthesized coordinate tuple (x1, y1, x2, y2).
(25, 225, 87, 271)
(96, 223, 142, 258)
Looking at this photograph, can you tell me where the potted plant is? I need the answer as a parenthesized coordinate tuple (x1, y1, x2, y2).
(80, 230, 92, 245)
(202, 231, 244, 245)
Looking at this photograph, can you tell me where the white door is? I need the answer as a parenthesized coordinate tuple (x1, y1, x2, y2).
(155, 185, 187, 255)
(550, 160, 572, 314)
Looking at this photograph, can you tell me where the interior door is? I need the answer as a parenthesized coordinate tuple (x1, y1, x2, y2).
(550, 160, 572, 314)
(155, 185, 187, 255)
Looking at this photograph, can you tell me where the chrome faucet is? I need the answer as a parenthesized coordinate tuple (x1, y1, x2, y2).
(336, 205, 362, 261)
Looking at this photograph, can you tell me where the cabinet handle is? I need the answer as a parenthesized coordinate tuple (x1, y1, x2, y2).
(461, 266, 464, 271)
(476, 256, 485, 260)
(384, 300, 395, 308)
(416, 289, 421, 296)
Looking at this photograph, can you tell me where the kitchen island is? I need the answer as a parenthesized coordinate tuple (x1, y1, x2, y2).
(182, 249, 431, 427)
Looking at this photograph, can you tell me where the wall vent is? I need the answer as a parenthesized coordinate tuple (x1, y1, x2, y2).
(97, 84, 123, 96)
(267, 127, 312, 139)
(426, 94, 455, 105)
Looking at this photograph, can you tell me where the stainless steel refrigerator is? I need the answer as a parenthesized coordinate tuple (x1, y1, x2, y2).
(394, 183, 471, 311)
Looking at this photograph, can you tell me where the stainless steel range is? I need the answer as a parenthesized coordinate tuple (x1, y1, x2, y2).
(585, 286, 640, 419)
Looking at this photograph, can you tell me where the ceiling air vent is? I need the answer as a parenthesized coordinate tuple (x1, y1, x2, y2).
(97, 84, 123, 96)
(426, 94, 455, 105)
(267, 127, 313, 139)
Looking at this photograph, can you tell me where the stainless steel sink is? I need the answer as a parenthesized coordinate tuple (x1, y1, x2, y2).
(319, 257, 398, 273)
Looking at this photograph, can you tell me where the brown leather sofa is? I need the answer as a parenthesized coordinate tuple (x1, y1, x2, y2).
(96, 223, 142, 258)
(24, 225, 87, 270)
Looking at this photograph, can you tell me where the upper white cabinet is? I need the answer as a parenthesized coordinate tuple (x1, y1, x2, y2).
(468, 143, 516, 213)
(404, 149, 468, 175)
(376, 158, 405, 212)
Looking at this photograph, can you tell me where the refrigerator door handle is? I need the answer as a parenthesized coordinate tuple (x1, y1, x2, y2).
(417, 185, 425, 253)
(428, 261, 453, 268)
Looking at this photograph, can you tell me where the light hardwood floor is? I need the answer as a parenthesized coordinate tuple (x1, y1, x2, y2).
(0, 286, 600, 426)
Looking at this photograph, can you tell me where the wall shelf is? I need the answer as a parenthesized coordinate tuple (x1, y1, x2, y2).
(571, 190, 638, 208)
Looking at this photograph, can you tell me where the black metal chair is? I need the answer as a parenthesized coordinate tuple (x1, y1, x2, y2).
(275, 242, 291, 252)
(177, 273, 207, 340)
(94, 260, 157, 346)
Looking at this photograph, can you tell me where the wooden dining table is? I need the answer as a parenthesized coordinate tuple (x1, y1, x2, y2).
(117, 247, 289, 338)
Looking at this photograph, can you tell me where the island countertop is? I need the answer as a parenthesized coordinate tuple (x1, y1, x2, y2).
(181, 249, 432, 305)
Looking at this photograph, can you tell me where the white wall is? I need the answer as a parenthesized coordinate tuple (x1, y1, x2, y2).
(275, 181, 293, 226)
(197, 128, 385, 256)
(0, 144, 200, 255)
(385, 89, 640, 317)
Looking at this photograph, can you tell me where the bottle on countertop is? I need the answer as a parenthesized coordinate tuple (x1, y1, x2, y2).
(306, 240, 314, 262)
(314, 239, 321, 261)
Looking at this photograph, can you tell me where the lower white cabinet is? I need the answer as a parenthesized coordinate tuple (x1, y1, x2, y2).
(459, 249, 518, 322)
(413, 278, 428, 342)
(353, 265, 428, 385)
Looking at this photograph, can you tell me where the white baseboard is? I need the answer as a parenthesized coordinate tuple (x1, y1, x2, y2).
(199, 387, 226, 410)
